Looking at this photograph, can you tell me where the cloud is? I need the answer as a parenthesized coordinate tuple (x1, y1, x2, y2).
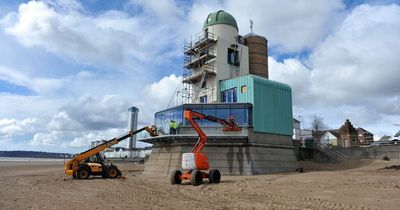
(68, 128, 151, 148)
(48, 94, 131, 131)
(309, 4, 400, 101)
(25, 74, 179, 149)
(0, 117, 37, 138)
(137, 74, 182, 124)
(47, 111, 81, 131)
(69, 132, 103, 148)
(223, 0, 345, 53)
(30, 131, 59, 146)
(269, 4, 400, 136)
(2, 0, 186, 71)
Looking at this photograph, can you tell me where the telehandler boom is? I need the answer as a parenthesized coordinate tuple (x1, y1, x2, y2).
(65, 126, 157, 179)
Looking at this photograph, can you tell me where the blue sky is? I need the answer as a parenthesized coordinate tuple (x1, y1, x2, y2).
(0, 0, 399, 153)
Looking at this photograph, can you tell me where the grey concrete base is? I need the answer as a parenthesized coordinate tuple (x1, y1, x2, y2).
(142, 131, 298, 176)
(334, 145, 400, 159)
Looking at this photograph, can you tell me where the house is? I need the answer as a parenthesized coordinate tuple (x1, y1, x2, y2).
(312, 119, 374, 148)
(357, 127, 374, 143)
(320, 130, 340, 147)
(338, 119, 359, 148)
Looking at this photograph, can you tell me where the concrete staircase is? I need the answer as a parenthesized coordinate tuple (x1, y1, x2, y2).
(315, 144, 349, 162)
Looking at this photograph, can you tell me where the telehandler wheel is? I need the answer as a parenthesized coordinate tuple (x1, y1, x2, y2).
(190, 170, 202, 186)
(106, 165, 120, 178)
(208, 169, 221, 183)
(76, 166, 90, 179)
(170, 170, 182, 185)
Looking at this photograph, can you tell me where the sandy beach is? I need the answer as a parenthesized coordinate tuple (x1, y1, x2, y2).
(1, 159, 399, 210)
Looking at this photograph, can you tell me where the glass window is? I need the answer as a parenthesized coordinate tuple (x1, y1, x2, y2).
(227, 48, 239, 66)
(230, 108, 244, 125)
(241, 85, 247, 93)
(199, 95, 207, 103)
(216, 106, 230, 123)
(155, 103, 252, 131)
(221, 88, 237, 103)
(201, 106, 217, 126)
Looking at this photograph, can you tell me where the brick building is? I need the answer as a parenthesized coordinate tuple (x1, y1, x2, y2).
(313, 119, 373, 148)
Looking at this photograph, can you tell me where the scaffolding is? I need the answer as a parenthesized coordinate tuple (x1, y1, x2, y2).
(178, 30, 217, 103)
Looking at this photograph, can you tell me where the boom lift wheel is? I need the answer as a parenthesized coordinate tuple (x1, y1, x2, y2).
(190, 170, 202, 186)
(76, 165, 90, 179)
(208, 169, 221, 183)
(170, 169, 182, 185)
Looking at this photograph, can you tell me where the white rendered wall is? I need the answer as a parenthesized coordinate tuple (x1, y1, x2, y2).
(196, 24, 249, 103)
(206, 24, 238, 43)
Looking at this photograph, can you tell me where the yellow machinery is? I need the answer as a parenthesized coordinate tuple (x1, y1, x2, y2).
(64, 126, 157, 179)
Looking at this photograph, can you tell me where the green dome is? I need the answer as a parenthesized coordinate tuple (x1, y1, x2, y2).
(203, 10, 238, 31)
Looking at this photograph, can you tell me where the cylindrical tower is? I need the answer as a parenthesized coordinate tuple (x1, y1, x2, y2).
(128, 106, 139, 150)
(246, 34, 268, 79)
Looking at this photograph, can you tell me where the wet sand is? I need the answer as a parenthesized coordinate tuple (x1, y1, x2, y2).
(1, 159, 399, 209)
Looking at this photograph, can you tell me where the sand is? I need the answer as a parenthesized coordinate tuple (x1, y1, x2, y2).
(1, 159, 399, 210)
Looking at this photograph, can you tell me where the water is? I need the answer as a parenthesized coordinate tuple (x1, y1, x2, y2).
(0, 157, 65, 162)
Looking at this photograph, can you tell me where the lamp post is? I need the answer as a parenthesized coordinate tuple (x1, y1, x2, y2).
(298, 115, 304, 140)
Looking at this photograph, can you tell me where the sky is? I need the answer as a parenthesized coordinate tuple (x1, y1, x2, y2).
(0, 0, 399, 153)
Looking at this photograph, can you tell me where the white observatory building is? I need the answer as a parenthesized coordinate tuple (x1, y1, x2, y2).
(143, 10, 298, 176)
(182, 10, 268, 104)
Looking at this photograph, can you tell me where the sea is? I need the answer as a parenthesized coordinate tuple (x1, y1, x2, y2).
(0, 157, 65, 162)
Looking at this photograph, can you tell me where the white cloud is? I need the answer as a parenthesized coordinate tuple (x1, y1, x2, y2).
(269, 58, 311, 104)
(2, 0, 186, 70)
(269, 4, 400, 137)
(69, 128, 152, 148)
(47, 94, 131, 131)
(30, 131, 59, 146)
(224, 0, 345, 52)
(47, 111, 81, 131)
(141, 74, 181, 105)
(0, 117, 37, 137)
(309, 4, 400, 100)
(137, 74, 182, 124)
(69, 132, 101, 148)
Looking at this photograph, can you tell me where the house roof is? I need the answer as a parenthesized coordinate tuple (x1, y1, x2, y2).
(321, 130, 340, 139)
(313, 129, 340, 140)
(326, 130, 341, 138)
(357, 127, 373, 135)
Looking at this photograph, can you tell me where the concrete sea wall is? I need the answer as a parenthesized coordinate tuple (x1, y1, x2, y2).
(143, 132, 298, 176)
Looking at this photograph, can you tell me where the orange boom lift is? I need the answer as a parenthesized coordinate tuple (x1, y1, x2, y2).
(170, 109, 241, 186)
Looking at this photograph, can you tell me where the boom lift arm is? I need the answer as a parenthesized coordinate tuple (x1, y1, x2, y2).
(170, 109, 241, 186)
(65, 126, 157, 178)
(184, 109, 241, 154)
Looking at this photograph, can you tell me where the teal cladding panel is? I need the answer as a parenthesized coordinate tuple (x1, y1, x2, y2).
(220, 75, 293, 136)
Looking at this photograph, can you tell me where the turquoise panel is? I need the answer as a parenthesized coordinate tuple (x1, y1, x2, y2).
(220, 75, 293, 136)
